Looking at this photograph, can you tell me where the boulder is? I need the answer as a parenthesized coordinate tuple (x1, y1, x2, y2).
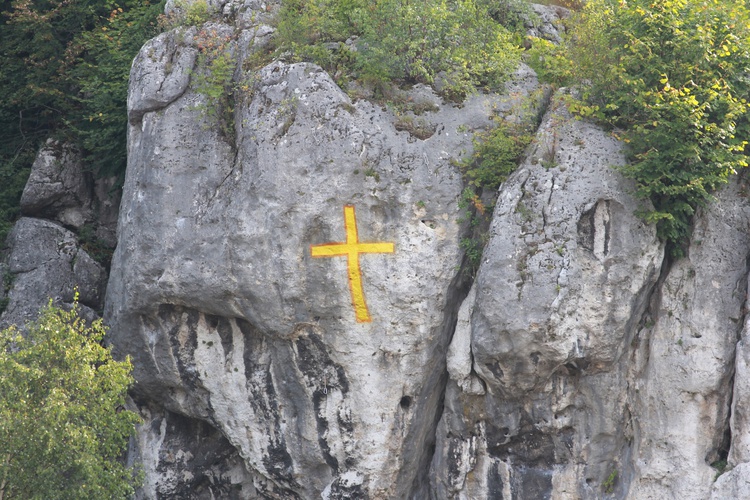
(1, 217, 106, 329)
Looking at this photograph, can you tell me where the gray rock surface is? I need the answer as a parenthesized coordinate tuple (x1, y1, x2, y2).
(2, 135, 119, 332)
(129, 398, 263, 499)
(17, 139, 121, 246)
(102, 2, 750, 497)
(1, 217, 106, 329)
(20, 140, 93, 229)
(93, 175, 122, 248)
(526, 3, 570, 44)
(712, 462, 750, 498)
(628, 179, 750, 498)
(107, 12, 544, 495)
(428, 95, 750, 498)
(430, 92, 665, 499)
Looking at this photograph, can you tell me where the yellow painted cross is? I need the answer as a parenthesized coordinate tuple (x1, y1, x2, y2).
(311, 205, 395, 323)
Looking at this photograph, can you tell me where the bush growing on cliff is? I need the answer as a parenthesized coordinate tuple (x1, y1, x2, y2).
(0, 299, 140, 499)
(275, 0, 522, 98)
(566, 0, 750, 254)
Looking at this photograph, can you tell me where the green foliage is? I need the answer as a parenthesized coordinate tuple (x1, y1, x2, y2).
(454, 92, 539, 275)
(457, 187, 491, 275)
(465, 120, 534, 190)
(394, 114, 436, 139)
(69, 2, 166, 178)
(0, 299, 140, 499)
(712, 459, 728, 480)
(275, 0, 522, 99)
(77, 224, 114, 270)
(460, 236, 484, 274)
(602, 469, 617, 493)
(192, 29, 238, 142)
(158, 0, 214, 30)
(480, 0, 537, 34)
(182, 0, 212, 26)
(525, 36, 574, 87)
(0, 269, 14, 316)
(0, 1, 164, 245)
(568, 0, 750, 254)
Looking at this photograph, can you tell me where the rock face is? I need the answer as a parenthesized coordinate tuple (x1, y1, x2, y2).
(427, 94, 750, 499)
(431, 93, 666, 499)
(20, 140, 93, 229)
(99, 2, 750, 499)
(106, 6, 543, 496)
(1, 217, 106, 329)
(18, 140, 121, 244)
(1, 139, 114, 330)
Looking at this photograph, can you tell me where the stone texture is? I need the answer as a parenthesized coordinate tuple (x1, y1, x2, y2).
(429, 93, 750, 498)
(627, 178, 750, 498)
(102, 2, 750, 496)
(129, 398, 266, 499)
(20, 140, 93, 229)
(712, 462, 750, 498)
(16, 138, 121, 248)
(726, 294, 750, 473)
(526, 3, 570, 44)
(1, 217, 106, 329)
(128, 29, 198, 126)
(93, 175, 122, 248)
(107, 16, 544, 496)
(430, 92, 665, 499)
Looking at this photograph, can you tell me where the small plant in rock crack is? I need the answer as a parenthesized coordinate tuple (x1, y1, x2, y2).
(363, 167, 380, 182)
(464, 119, 533, 191)
(458, 187, 493, 276)
(394, 114, 436, 140)
(192, 30, 235, 141)
(602, 469, 617, 494)
(711, 459, 728, 481)
(460, 236, 487, 276)
(77, 224, 114, 269)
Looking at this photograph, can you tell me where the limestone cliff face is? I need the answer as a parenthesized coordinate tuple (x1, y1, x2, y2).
(3, 0, 743, 498)
(106, 2, 546, 497)
(431, 95, 750, 499)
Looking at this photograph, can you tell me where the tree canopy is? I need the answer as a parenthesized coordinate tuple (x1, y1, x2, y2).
(0, 300, 140, 499)
(0, 0, 164, 243)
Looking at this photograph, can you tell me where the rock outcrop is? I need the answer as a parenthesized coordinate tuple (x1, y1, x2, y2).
(106, 4, 544, 495)
(431, 92, 665, 499)
(1, 217, 106, 328)
(19, 140, 121, 245)
(1, 140, 115, 330)
(94, 2, 750, 499)
(20, 140, 93, 229)
(429, 93, 750, 499)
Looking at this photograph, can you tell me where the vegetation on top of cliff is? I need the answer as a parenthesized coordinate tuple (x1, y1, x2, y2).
(0, 298, 140, 499)
(0, 0, 164, 244)
(274, 0, 524, 100)
(532, 0, 750, 256)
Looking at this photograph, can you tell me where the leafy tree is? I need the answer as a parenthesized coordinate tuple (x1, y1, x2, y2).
(0, 300, 140, 499)
(567, 0, 750, 254)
